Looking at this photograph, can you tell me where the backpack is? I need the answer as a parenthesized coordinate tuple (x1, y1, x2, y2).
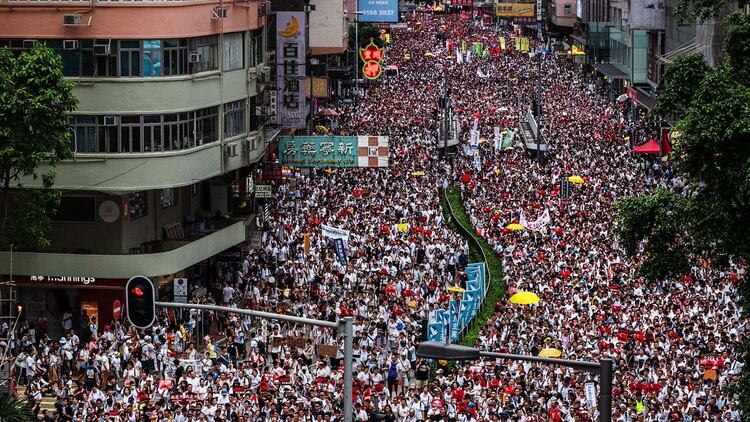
(388, 362, 398, 380)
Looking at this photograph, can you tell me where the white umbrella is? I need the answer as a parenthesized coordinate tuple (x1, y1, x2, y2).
(617, 93, 629, 102)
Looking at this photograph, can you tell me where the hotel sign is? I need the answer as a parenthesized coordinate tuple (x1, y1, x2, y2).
(276, 11, 308, 128)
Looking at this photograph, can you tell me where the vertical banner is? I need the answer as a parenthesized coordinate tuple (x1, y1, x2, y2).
(449, 299, 460, 341)
(303, 233, 311, 253)
(333, 238, 348, 266)
(500, 36, 506, 51)
(428, 322, 443, 342)
(276, 11, 308, 128)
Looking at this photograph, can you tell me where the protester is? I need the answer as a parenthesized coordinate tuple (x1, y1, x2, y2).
(10, 10, 746, 422)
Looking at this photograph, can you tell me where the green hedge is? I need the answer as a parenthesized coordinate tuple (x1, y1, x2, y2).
(441, 186, 506, 347)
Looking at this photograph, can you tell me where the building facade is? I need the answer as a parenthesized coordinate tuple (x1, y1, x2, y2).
(0, 0, 275, 332)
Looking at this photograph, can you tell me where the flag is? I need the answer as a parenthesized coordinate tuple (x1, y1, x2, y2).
(456, 47, 464, 64)
(515, 37, 521, 51)
(461, 40, 467, 53)
(466, 49, 472, 64)
(501, 129, 515, 148)
(500, 36, 506, 50)
(493, 127, 502, 152)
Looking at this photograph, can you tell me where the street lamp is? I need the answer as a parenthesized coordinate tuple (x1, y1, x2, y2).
(417, 341, 613, 422)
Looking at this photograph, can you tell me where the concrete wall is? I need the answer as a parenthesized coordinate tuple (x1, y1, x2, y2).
(309, 0, 347, 54)
(0, 2, 264, 39)
(552, 0, 578, 27)
(50, 192, 123, 254)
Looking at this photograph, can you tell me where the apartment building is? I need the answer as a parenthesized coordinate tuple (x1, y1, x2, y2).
(0, 0, 276, 329)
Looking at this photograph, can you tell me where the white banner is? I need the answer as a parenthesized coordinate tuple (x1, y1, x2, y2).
(521, 209, 551, 231)
(476, 68, 490, 78)
(321, 224, 350, 249)
(456, 47, 464, 65)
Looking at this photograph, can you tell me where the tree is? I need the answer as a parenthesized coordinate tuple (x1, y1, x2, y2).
(615, 10, 750, 417)
(0, 395, 34, 422)
(348, 23, 385, 51)
(0, 44, 77, 249)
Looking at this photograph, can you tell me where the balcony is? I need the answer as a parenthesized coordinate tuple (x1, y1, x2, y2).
(18, 130, 265, 191)
(0, 218, 250, 279)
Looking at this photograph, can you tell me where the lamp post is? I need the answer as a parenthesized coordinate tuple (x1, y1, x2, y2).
(347, 11, 364, 111)
(417, 341, 613, 422)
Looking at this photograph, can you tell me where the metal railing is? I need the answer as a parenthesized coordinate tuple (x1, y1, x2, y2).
(441, 187, 491, 341)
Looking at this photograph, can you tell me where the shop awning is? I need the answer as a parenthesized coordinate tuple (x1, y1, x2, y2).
(632, 139, 661, 154)
(635, 87, 657, 110)
(593, 63, 628, 80)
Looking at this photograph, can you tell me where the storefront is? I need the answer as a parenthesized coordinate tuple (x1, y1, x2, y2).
(14, 275, 126, 340)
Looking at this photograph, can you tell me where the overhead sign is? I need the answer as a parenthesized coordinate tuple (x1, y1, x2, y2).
(255, 184, 273, 198)
(276, 11, 308, 128)
(279, 136, 389, 168)
(495, 3, 535, 17)
(358, 0, 399, 22)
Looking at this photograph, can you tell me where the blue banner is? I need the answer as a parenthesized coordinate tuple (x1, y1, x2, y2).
(333, 238, 347, 267)
(449, 300, 460, 341)
(428, 322, 444, 342)
(358, 0, 399, 23)
(461, 298, 476, 326)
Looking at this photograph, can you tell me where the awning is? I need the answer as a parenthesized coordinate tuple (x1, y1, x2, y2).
(593, 63, 628, 80)
(635, 87, 657, 110)
(632, 139, 661, 154)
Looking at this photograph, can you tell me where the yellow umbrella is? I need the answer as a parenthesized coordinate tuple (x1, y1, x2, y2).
(538, 347, 561, 358)
(568, 175, 584, 184)
(437, 359, 448, 366)
(424, 52, 434, 57)
(509, 291, 540, 305)
(411, 171, 425, 177)
(404, 53, 412, 60)
(506, 223, 525, 231)
(447, 285, 466, 293)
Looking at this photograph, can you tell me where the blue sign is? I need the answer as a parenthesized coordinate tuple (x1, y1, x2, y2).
(333, 238, 347, 267)
(428, 322, 443, 342)
(358, 0, 399, 23)
(449, 300, 460, 341)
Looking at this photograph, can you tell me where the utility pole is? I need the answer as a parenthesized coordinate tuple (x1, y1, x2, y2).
(535, 53, 543, 163)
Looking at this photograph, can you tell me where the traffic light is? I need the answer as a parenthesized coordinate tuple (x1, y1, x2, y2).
(125, 276, 155, 329)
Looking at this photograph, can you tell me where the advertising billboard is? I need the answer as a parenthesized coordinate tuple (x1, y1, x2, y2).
(358, 0, 399, 23)
(276, 11, 308, 128)
(279, 136, 389, 167)
(495, 2, 535, 17)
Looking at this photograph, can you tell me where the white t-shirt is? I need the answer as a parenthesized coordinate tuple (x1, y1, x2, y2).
(223, 286, 235, 303)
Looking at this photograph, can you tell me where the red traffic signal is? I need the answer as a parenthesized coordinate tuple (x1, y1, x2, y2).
(125, 276, 155, 329)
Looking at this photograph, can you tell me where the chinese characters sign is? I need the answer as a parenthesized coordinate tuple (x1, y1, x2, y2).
(276, 11, 307, 129)
(358, 0, 399, 23)
(279, 136, 389, 168)
(495, 2, 535, 17)
(360, 39, 385, 80)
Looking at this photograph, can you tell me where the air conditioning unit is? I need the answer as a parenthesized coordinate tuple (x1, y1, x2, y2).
(63, 14, 82, 26)
(103, 116, 118, 126)
(22, 40, 38, 49)
(212, 7, 228, 19)
(93, 44, 110, 56)
(224, 143, 238, 157)
(189, 52, 202, 63)
(259, 0, 272, 16)
(247, 67, 258, 80)
(258, 66, 271, 83)
(63, 40, 79, 50)
(244, 137, 254, 150)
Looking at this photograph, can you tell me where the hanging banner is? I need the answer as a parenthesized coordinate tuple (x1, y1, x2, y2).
(520, 209, 551, 231)
(428, 322, 444, 342)
(321, 224, 350, 249)
(276, 12, 308, 128)
(333, 238, 348, 266)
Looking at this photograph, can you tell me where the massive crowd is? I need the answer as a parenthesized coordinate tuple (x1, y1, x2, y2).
(7, 10, 747, 422)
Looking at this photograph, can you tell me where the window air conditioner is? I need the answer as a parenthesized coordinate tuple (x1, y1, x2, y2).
(63, 14, 83, 26)
(189, 52, 202, 63)
(244, 137, 254, 150)
(93, 45, 111, 56)
(22, 40, 38, 49)
(103, 116, 118, 126)
(260, 1, 272, 16)
(212, 7, 228, 19)
(63, 40, 79, 50)
(224, 144, 238, 157)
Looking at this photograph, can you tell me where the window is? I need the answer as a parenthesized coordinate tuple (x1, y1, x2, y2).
(248, 29, 264, 67)
(53, 196, 96, 223)
(223, 32, 244, 71)
(195, 106, 219, 145)
(119, 40, 141, 77)
(163, 39, 189, 76)
(224, 100, 246, 138)
(564, 4, 572, 14)
(70, 116, 97, 152)
(191, 36, 219, 73)
(124, 192, 148, 220)
(160, 188, 177, 208)
(143, 40, 162, 76)
(120, 115, 142, 152)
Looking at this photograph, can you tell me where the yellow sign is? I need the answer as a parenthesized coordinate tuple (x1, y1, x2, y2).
(278, 15, 300, 37)
(495, 2, 535, 17)
(397, 223, 410, 233)
(571, 45, 586, 55)
(515, 37, 530, 53)
(499, 36, 506, 50)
